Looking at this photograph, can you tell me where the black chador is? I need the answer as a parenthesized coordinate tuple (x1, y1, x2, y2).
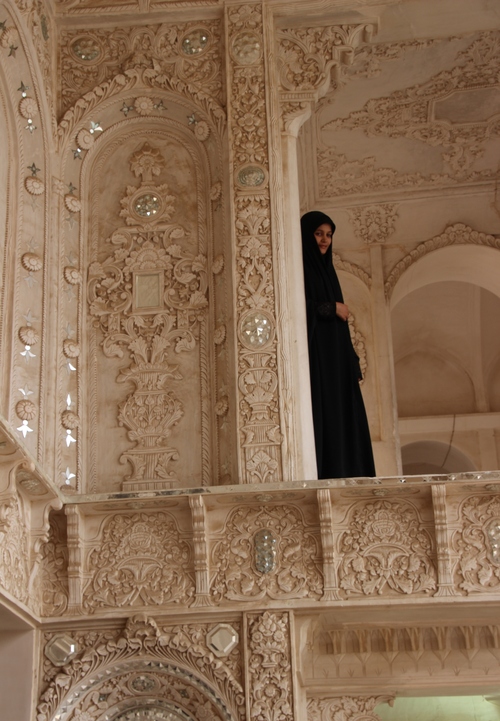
(301, 211, 376, 479)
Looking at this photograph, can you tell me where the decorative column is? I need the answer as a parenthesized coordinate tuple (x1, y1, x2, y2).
(431, 483, 459, 596)
(317, 488, 340, 600)
(349, 204, 401, 474)
(369, 242, 401, 474)
(225, 3, 283, 483)
(65, 503, 83, 612)
(189, 494, 211, 606)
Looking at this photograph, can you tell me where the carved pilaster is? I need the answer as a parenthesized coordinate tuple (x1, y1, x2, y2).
(189, 494, 211, 606)
(317, 489, 340, 600)
(226, 3, 283, 483)
(65, 503, 82, 612)
(432, 483, 459, 596)
(246, 611, 294, 721)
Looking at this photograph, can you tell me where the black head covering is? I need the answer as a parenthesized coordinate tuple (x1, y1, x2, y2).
(301, 211, 343, 305)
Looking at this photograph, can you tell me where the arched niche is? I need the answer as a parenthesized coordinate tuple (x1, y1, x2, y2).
(76, 116, 221, 494)
(390, 243, 500, 418)
(389, 244, 500, 310)
(401, 440, 476, 475)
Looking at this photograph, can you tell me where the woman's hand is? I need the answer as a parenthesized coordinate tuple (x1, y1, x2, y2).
(336, 302, 350, 321)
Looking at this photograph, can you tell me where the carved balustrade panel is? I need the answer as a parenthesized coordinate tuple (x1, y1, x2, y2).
(0, 491, 30, 604)
(81, 510, 195, 613)
(453, 493, 500, 594)
(336, 496, 437, 598)
(211, 503, 323, 603)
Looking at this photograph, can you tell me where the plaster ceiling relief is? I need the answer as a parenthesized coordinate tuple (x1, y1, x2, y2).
(315, 30, 500, 198)
(59, 22, 223, 117)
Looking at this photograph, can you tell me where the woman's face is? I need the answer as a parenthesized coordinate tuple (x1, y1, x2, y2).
(314, 223, 333, 254)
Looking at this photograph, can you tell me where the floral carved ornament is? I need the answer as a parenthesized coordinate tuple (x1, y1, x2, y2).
(87, 143, 208, 487)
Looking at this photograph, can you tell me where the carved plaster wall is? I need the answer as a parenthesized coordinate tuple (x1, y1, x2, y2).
(2, 2, 500, 721)
(51, 18, 236, 492)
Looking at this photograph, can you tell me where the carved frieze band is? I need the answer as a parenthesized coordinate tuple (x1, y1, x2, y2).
(308, 696, 394, 721)
(13, 480, 500, 619)
(227, 3, 283, 483)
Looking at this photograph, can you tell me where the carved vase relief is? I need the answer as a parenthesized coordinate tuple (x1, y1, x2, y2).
(338, 500, 437, 596)
(87, 140, 210, 491)
(247, 612, 294, 721)
(82, 512, 195, 612)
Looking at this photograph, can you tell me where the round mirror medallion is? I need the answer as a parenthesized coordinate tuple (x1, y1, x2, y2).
(237, 165, 265, 187)
(487, 519, 500, 564)
(71, 37, 101, 61)
(134, 193, 161, 218)
(254, 528, 277, 574)
(231, 31, 261, 64)
(240, 311, 273, 349)
(181, 29, 209, 55)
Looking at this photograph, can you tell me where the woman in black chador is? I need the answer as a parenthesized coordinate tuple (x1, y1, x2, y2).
(301, 211, 375, 479)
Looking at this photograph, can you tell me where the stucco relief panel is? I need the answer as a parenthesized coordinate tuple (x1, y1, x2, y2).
(0, 492, 30, 603)
(211, 504, 323, 602)
(38, 616, 244, 721)
(39, 511, 69, 616)
(453, 494, 500, 594)
(82, 511, 195, 612)
(59, 21, 223, 117)
(337, 499, 437, 597)
(86, 135, 212, 492)
(316, 31, 500, 198)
